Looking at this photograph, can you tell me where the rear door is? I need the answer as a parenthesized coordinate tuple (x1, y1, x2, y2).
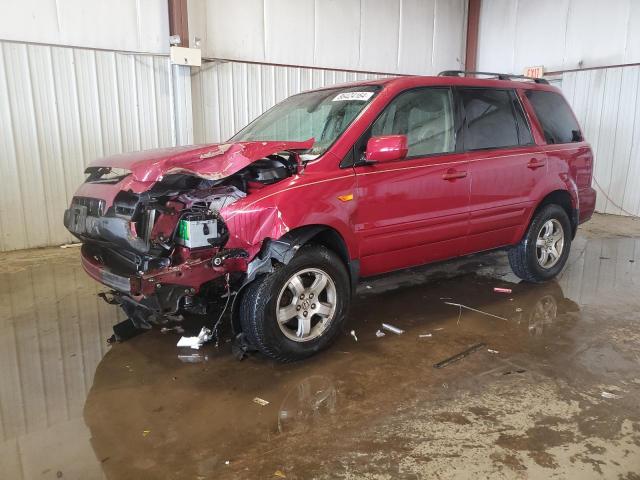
(352, 87, 470, 276)
(459, 87, 546, 253)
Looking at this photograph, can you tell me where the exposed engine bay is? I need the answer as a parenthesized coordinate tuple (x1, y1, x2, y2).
(63, 148, 303, 333)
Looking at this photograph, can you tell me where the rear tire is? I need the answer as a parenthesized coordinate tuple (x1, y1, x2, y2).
(240, 244, 350, 362)
(508, 204, 572, 283)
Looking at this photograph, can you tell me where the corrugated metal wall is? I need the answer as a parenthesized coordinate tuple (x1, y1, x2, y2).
(188, 0, 467, 75)
(0, 40, 177, 252)
(191, 59, 392, 144)
(477, 0, 640, 74)
(562, 66, 640, 217)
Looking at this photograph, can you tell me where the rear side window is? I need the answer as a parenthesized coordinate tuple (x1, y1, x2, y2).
(525, 90, 582, 144)
(371, 88, 455, 157)
(460, 88, 523, 150)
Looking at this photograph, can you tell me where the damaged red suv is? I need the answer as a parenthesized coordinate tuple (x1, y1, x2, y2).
(64, 71, 596, 361)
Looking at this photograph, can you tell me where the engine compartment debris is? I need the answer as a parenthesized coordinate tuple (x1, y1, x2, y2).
(176, 327, 213, 350)
(375, 329, 386, 338)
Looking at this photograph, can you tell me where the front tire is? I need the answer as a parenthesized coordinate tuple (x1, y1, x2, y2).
(239, 245, 351, 362)
(508, 204, 572, 283)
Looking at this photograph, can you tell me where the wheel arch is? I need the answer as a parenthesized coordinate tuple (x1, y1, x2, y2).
(231, 224, 358, 337)
(534, 190, 578, 238)
(519, 189, 578, 243)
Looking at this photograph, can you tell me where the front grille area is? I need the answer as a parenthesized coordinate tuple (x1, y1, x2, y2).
(72, 196, 105, 216)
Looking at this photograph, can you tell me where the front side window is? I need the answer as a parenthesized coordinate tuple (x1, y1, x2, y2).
(231, 85, 379, 159)
(525, 90, 582, 144)
(460, 88, 520, 150)
(370, 88, 456, 157)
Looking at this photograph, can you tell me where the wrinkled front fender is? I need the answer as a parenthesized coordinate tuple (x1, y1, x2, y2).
(219, 171, 358, 262)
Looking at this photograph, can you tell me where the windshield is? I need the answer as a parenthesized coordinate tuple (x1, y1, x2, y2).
(231, 85, 380, 159)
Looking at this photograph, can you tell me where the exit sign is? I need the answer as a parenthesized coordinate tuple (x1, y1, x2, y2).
(524, 66, 544, 78)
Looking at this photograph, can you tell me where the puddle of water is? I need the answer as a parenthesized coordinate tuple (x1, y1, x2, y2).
(0, 235, 638, 478)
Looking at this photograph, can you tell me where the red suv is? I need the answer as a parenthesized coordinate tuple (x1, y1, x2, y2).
(64, 71, 596, 361)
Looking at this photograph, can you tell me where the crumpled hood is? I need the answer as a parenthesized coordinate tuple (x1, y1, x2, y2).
(88, 139, 314, 182)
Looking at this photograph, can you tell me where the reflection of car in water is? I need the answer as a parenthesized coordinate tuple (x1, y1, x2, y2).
(507, 281, 579, 337)
(83, 278, 578, 478)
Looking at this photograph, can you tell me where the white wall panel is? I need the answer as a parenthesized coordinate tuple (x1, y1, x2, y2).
(359, 0, 401, 73)
(0, 0, 169, 53)
(476, 0, 518, 73)
(205, 0, 266, 63)
(314, 0, 362, 71)
(0, 40, 177, 251)
(432, 0, 466, 73)
(265, 0, 315, 66)
(397, 0, 435, 73)
(192, 59, 390, 144)
(190, 0, 466, 75)
(562, 66, 640, 217)
(478, 0, 640, 74)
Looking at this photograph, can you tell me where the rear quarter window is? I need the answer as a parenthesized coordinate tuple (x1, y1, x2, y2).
(459, 88, 525, 150)
(525, 90, 583, 144)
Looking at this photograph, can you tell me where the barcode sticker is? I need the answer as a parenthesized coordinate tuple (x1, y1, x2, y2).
(332, 91, 374, 102)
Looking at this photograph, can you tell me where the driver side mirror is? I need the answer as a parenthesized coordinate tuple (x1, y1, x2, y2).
(365, 135, 408, 164)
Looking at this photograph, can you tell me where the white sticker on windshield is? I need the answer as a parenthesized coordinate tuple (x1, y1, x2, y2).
(332, 91, 374, 102)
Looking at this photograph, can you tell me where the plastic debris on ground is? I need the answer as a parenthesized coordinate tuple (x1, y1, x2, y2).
(274, 470, 287, 478)
(419, 333, 432, 338)
(375, 329, 386, 338)
(493, 287, 512, 293)
(60, 242, 81, 248)
(601, 391, 622, 399)
(350, 330, 358, 341)
(381, 323, 404, 335)
(253, 397, 270, 406)
(142, 430, 151, 437)
(176, 327, 213, 350)
(487, 349, 499, 354)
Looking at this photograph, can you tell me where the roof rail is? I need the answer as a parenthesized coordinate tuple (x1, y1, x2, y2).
(438, 70, 549, 85)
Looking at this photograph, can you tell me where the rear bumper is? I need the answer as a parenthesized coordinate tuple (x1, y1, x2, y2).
(578, 186, 597, 224)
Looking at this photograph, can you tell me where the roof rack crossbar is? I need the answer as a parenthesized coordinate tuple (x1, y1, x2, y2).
(438, 70, 549, 85)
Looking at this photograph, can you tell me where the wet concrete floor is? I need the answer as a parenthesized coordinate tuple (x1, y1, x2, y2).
(1, 213, 639, 479)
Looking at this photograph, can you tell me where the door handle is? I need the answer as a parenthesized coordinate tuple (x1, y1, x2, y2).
(442, 169, 467, 181)
(527, 158, 546, 169)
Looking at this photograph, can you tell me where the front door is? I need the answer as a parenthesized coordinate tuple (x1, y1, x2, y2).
(352, 87, 470, 277)
(458, 88, 547, 253)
